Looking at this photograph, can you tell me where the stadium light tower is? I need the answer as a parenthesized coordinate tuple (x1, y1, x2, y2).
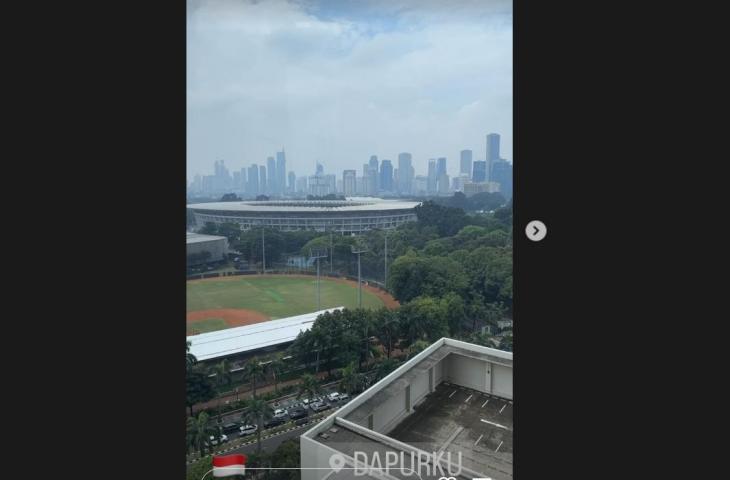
(310, 248, 328, 311)
(351, 242, 369, 307)
(261, 227, 266, 274)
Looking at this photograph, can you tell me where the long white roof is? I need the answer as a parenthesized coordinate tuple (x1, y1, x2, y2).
(187, 199, 420, 213)
(187, 307, 343, 361)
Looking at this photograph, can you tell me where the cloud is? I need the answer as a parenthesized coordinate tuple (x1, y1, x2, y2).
(187, 0, 512, 179)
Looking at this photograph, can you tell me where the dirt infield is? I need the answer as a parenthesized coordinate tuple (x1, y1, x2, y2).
(188, 273, 400, 309)
(186, 309, 270, 333)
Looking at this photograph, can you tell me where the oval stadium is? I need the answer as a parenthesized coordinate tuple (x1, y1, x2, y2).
(187, 198, 420, 234)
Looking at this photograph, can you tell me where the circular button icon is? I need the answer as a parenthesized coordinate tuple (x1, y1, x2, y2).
(525, 220, 547, 241)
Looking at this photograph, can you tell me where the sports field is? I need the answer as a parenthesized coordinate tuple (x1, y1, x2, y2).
(186, 274, 396, 335)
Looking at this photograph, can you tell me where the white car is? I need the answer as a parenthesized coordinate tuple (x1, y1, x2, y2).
(327, 392, 341, 402)
(339, 393, 350, 402)
(240, 424, 257, 436)
(209, 434, 228, 446)
(273, 408, 288, 418)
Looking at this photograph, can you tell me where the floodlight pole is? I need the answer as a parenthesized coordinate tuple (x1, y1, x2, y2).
(384, 232, 388, 290)
(310, 249, 328, 311)
(330, 231, 334, 274)
(317, 257, 321, 310)
(261, 227, 266, 273)
(351, 244, 368, 308)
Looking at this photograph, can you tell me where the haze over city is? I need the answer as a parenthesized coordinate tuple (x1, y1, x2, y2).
(187, 0, 513, 181)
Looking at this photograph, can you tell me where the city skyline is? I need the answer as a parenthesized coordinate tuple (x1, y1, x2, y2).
(187, 0, 513, 182)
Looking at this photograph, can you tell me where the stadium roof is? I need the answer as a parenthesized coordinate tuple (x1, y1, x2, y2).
(186, 307, 343, 361)
(187, 198, 420, 213)
(186, 232, 227, 244)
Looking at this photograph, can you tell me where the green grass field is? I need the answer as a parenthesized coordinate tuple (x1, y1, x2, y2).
(186, 275, 386, 319)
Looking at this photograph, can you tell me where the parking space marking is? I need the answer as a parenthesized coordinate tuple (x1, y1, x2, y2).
(499, 404, 506, 414)
(495, 440, 504, 453)
(480, 419, 509, 430)
(481, 399, 490, 408)
(474, 434, 484, 446)
(465, 395, 473, 403)
(449, 390, 457, 398)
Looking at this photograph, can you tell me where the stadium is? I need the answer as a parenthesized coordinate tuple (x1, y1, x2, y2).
(187, 198, 420, 234)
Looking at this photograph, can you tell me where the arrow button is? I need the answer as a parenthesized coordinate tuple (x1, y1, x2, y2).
(525, 220, 547, 242)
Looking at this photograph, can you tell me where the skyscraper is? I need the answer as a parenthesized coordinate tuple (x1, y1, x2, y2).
(427, 159, 437, 195)
(380, 160, 393, 192)
(343, 170, 357, 196)
(288, 171, 296, 194)
(316, 162, 324, 176)
(397, 153, 413, 195)
(436, 157, 447, 177)
(472, 160, 487, 183)
(486, 133, 500, 182)
(248, 164, 259, 196)
(276, 150, 286, 196)
(259, 165, 267, 195)
(369, 155, 379, 193)
(460, 150, 472, 178)
(267, 157, 276, 194)
(491, 159, 513, 200)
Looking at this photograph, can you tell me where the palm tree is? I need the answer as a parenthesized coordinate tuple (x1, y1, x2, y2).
(244, 357, 266, 398)
(242, 398, 273, 454)
(339, 362, 363, 395)
(186, 411, 216, 457)
(211, 360, 232, 423)
(374, 357, 399, 381)
(186, 340, 197, 372)
(297, 373, 322, 401)
(267, 354, 286, 394)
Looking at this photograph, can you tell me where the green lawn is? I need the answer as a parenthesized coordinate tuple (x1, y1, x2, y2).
(186, 275, 385, 319)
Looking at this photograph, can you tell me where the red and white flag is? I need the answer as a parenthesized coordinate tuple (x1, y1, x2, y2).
(212, 454, 247, 477)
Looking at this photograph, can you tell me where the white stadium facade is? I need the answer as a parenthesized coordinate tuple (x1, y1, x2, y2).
(187, 198, 420, 234)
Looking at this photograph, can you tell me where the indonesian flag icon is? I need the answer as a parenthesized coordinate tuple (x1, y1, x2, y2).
(212, 454, 247, 477)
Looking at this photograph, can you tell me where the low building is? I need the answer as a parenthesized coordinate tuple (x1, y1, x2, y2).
(186, 233, 228, 265)
(301, 338, 513, 480)
(463, 181, 502, 197)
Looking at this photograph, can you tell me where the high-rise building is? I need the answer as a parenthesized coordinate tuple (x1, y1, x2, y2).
(240, 168, 247, 193)
(369, 155, 379, 192)
(276, 150, 286, 196)
(413, 175, 428, 195)
(266, 157, 276, 194)
(460, 150, 473, 178)
(343, 170, 357, 196)
(259, 165, 267, 195)
(437, 157, 447, 177)
(248, 164, 259, 196)
(316, 162, 324, 176)
(308, 175, 329, 197)
(232, 171, 241, 190)
(325, 174, 336, 195)
(397, 153, 413, 195)
(427, 159, 437, 195)
(438, 173, 450, 195)
(380, 160, 393, 192)
(486, 133, 500, 182)
(472, 160, 488, 183)
(491, 158, 513, 201)
(288, 171, 296, 194)
(296, 176, 308, 194)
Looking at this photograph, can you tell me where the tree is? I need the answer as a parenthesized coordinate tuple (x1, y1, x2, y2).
(186, 371, 215, 417)
(269, 439, 301, 480)
(406, 339, 431, 359)
(499, 334, 513, 352)
(297, 373, 321, 401)
(267, 354, 286, 394)
(242, 397, 273, 454)
(339, 362, 363, 395)
(398, 296, 449, 343)
(220, 193, 241, 201)
(373, 357, 399, 381)
(388, 255, 468, 303)
(372, 308, 399, 359)
(243, 357, 266, 398)
(211, 360, 232, 423)
(187, 411, 216, 456)
(186, 340, 197, 372)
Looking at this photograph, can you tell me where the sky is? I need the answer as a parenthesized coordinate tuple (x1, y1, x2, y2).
(187, 0, 512, 181)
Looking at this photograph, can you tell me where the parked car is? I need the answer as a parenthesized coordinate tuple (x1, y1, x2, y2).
(239, 424, 258, 436)
(339, 393, 350, 403)
(310, 401, 329, 413)
(209, 434, 228, 446)
(264, 417, 286, 429)
(222, 422, 240, 434)
(327, 392, 341, 402)
(301, 398, 312, 409)
(273, 408, 288, 419)
(288, 407, 308, 420)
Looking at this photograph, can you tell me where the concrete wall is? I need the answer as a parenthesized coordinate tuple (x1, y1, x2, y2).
(443, 353, 513, 400)
(374, 386, 407, 433)
(300, 435, 339, 480)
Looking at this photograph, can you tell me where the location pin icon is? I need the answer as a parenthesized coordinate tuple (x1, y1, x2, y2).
(329, 453, 346, 473)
